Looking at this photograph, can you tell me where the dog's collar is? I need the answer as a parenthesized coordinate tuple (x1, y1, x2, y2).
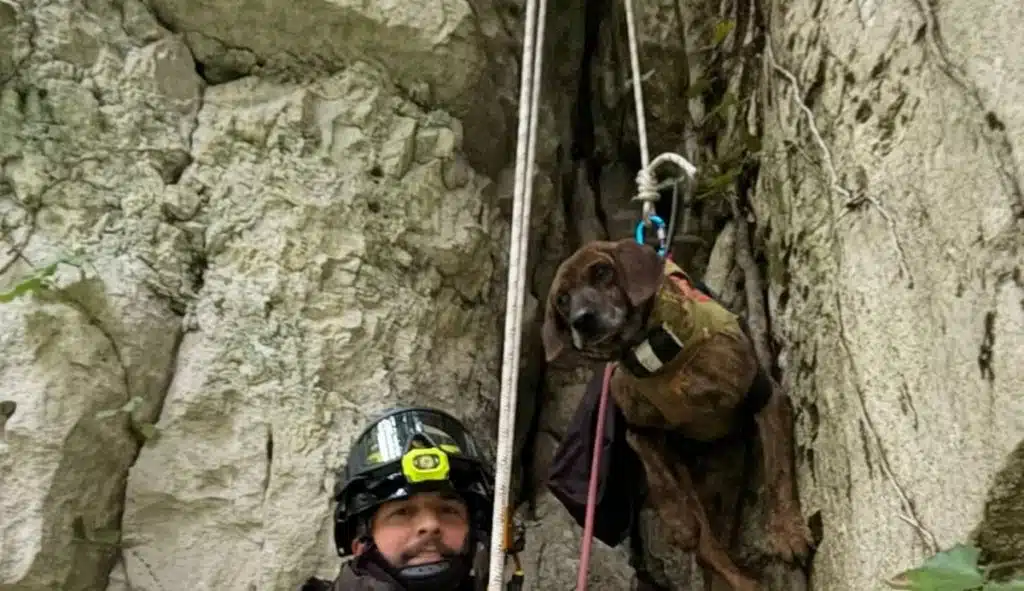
(619, 260, 707, 378)
(619, 321, 684, 378)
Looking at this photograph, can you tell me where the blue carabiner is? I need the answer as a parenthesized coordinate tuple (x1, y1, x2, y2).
(635, 215, 668, 257)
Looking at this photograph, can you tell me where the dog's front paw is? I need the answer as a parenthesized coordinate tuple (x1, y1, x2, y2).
(766, 511, 814, 563)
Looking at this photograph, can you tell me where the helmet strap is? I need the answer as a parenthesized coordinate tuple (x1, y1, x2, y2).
(356, 534, 474, 591)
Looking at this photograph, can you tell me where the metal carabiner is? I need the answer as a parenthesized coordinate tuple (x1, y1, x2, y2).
(634, 214, 668, 258)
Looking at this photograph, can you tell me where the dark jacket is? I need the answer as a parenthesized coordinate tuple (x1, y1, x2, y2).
(302, 555, 477, 591)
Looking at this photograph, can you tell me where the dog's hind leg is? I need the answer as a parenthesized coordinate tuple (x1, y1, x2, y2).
(627, 431, 759, 591)
(692, 509, 761, 591)
(754, 382, 813, 562)
(627, 430, 699, 547)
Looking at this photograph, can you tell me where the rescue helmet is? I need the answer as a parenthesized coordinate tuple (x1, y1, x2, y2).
(332, 406, 494, 557)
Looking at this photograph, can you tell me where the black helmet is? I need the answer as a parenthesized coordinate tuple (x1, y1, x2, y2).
(333, 407, 494, 559)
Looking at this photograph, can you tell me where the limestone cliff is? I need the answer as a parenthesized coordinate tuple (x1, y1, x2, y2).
(760, 0, 1024, 588)
(0, 0, 1020, 590)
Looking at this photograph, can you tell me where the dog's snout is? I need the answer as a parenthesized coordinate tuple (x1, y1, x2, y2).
(569, 308, 598, 334)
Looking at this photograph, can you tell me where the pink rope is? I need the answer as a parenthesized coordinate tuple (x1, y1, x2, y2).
(575, 363, 616, 591)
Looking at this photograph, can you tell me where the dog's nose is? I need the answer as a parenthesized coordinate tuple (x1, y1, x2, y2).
(569, 308, 598, 334)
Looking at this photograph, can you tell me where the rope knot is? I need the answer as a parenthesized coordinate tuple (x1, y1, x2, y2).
(633, 167, 660, 220)
(631, 152, 699, 258)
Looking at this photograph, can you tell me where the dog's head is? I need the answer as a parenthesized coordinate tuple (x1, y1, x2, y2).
(542, 239, 665, 364)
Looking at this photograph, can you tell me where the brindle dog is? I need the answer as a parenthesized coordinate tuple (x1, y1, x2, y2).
(542, 238, 812, 591)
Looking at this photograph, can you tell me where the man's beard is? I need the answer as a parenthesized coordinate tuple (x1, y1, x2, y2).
(398, 534, 462, 566)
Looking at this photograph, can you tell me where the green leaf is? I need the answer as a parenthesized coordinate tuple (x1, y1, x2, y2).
(0, 254, 91, 303)
(0, 276, 44, 302)
(0, 259, 65, 303)
(133, 421, 160, 442)
(122, 396, 144, 414)
(901, 545, 985, 591)
(95, 396, 146, 420)
(884, 570, 916, 589)
(699, 169, 742, 193)
(985, 581, 1024, 591)
(35, 261, 61, 279)
(712, 20, 736, 45)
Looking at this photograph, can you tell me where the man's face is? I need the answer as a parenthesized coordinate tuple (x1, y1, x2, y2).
(352, 492, 470, 568)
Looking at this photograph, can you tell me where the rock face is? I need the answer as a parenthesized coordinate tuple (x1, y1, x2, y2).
(0, 1, 512, 589)
(760, 0, 1024, 588)
(0, 0, 1021, 591)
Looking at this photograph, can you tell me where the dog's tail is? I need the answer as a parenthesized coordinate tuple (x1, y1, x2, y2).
(728, 421, 758, 550)
(727, 360, 773, 550)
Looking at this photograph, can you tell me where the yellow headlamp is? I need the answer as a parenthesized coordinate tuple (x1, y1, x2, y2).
(401, 447, 451, 483)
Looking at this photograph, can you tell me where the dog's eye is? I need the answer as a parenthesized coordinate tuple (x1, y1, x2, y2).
(591, 263, 614, 283)
(556, 292, 570, 310)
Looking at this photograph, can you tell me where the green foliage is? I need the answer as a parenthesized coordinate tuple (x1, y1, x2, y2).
(131, 420, 161, 443)
(3, 255, 159, 445)
(95, 395, 162, 445)
(71, 515, 143, 549)
(886, 544, 1024, 591)
(0, 255, 86, 303)
(95, 396, 145, 420)
(678, 20, 764, 205)
(0, 260, 59, 303)
(711, 20, 736, 46)
(71, 516, 121, 547)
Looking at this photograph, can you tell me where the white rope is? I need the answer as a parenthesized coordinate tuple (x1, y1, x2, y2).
(486, 0, 547, 585)
(622, 0, 698, 226)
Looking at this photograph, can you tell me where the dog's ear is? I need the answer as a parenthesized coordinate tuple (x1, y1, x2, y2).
(541, 292, 567, 363)
(611, 239, 664, 305)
